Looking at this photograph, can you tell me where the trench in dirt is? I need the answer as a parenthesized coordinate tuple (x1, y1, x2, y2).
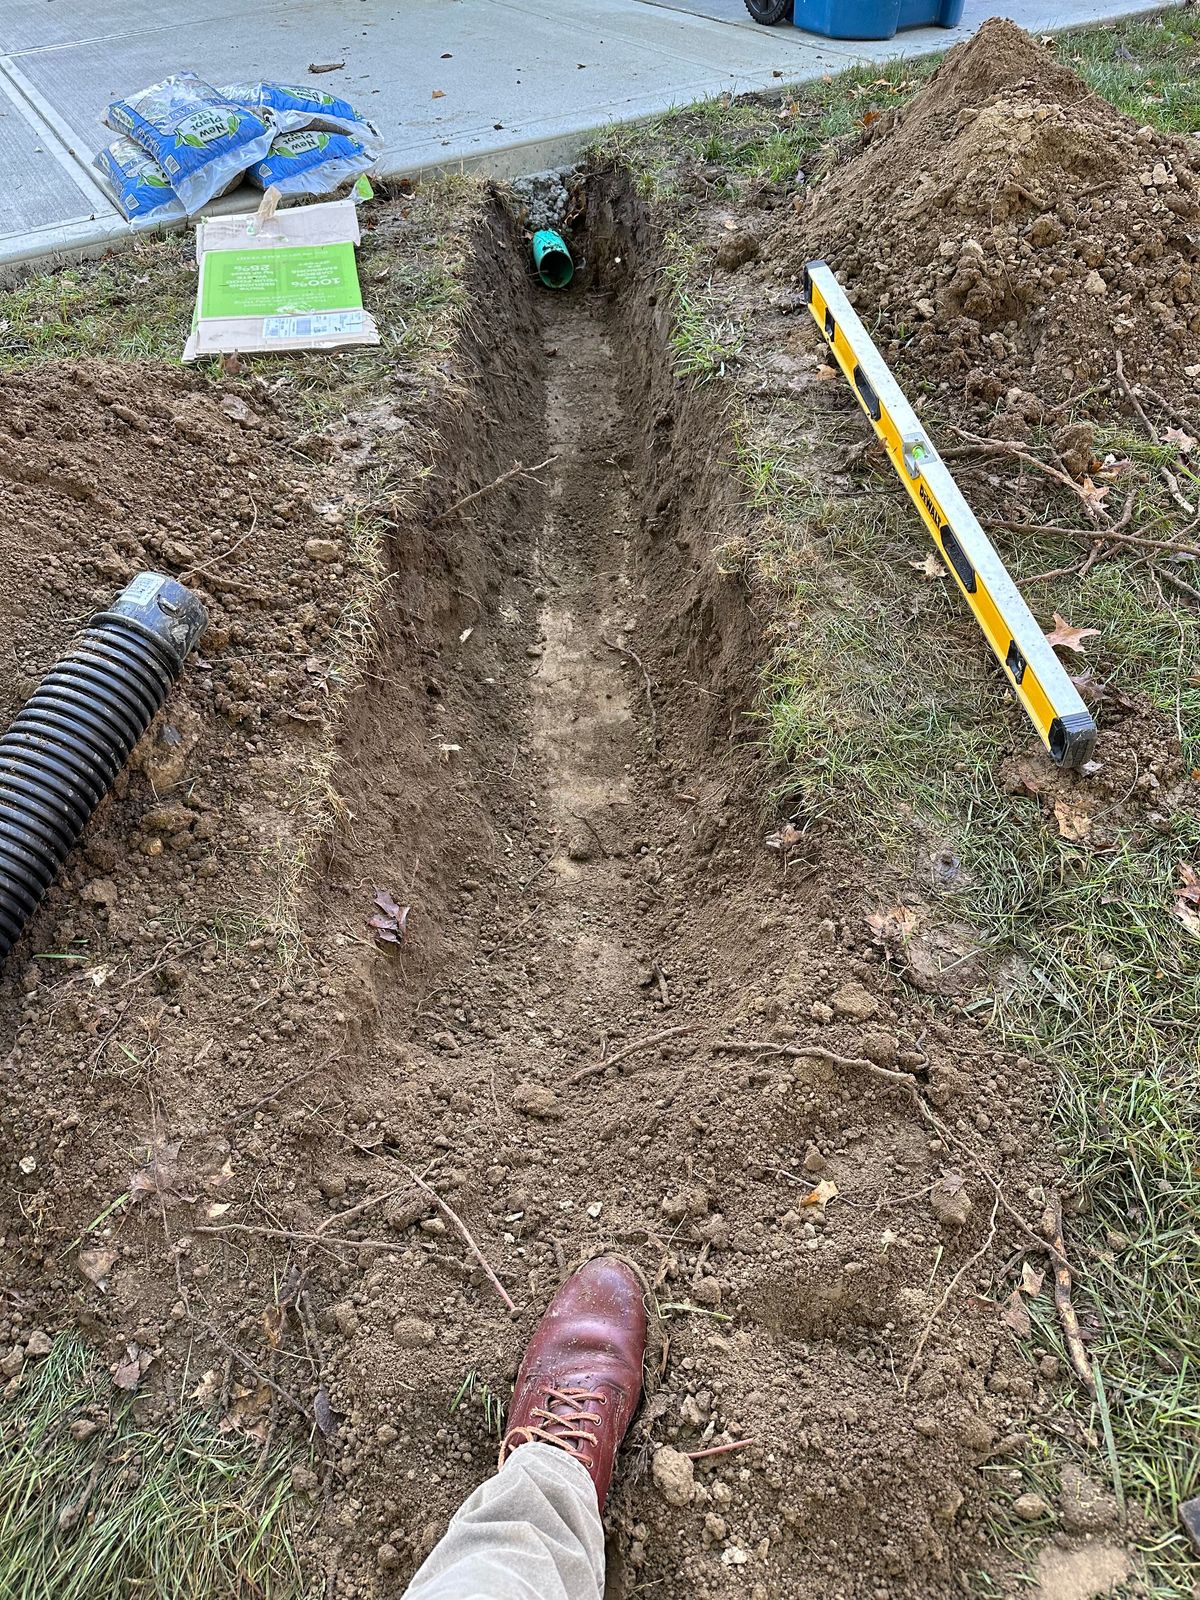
(0, 178, 1045, 1600)
(302, 185, 1031, 1596)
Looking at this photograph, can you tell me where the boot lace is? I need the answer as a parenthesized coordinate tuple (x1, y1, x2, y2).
(500, 1386, 607, 1470)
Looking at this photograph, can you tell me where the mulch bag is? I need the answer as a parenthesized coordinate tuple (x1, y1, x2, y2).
(105, 72, 274, 213)
(94, 137, 186, 229)
(248, 130, 375, 198)
(220, 81, 381, 148)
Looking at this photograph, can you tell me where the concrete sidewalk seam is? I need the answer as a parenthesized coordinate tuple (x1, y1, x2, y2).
(0, 53, 115, 215)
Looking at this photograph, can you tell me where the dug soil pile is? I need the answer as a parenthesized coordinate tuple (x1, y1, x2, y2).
(792, 18, 1200, 407)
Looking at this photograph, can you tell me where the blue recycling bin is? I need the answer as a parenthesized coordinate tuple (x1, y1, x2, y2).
(786, 0, 963, 40)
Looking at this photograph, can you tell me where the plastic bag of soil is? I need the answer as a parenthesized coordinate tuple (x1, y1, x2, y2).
(219, 81, 381, 148)
(247, 129, 375, 197)
(105, 72, 274, 213)
(93, 137, 187, 229)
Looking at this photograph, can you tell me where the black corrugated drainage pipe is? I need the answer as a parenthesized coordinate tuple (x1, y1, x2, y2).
(0, 573, 207, 962)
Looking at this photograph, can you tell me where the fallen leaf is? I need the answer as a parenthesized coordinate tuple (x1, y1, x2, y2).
(1053, 798, 1093, 842)
(308, 60, 345, 73)
(765, 820, 804, 850)
(314, 1384, 339, 1439)
(219, 1381, 272, 1442)
(262, 1305, 285, 1349)
(129, 1138, 184, 1203)
(816, 363, 838, 381)
(77, 1247, 117, 1288)
(1174, 864, 1200, 937)
(369, 887, 410, 947)
(801, 1178, 839, 1210)
(204, 1155, 234, 1191)
(1020, 1261, 1045, 1296)
(1045, 611, 1101, 654)
(1165, 426, 1196, 453)
(1001, 1288, 1032, 1338)
(431, 88, 446, 99)
(722, 217, 738, 231)
(1078, 476, 1109, 516)
(191, 1369, 221, 1404)
(861, 109, 881, 125)
(909, 552, 948, 579)
(205, 1201, 231, 1220)
(220, 352, 242, 377)
(112, 1343, 146, 1392)
(866, 904, 918, 946)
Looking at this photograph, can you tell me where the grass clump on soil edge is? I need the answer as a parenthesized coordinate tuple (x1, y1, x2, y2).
(596, 11, 1200, 1595)
(0, 1337, 303, 1600)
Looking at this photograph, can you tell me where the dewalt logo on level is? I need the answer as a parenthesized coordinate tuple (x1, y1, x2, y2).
(918, 481, 941, 528)
(802, 260, 1097, 770)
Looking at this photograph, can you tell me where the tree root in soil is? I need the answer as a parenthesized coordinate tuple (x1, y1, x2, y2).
(685, 1438, 756, 1461)
(570, 1023, 698, 1084)
(602, 636, 658, 754)
(430, 456, 557, 527)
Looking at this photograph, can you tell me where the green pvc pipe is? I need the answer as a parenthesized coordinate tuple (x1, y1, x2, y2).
(532, 228, 574, 289)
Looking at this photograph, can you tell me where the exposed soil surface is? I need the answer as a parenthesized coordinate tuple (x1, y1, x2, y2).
(785, 19, 1200, 408)
(0, 169, 1127, 1599)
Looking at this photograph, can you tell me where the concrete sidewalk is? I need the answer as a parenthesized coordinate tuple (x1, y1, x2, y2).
(0, 0, 1173, 273)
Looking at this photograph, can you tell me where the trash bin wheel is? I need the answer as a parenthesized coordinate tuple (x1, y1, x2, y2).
(743, 0, 793, 21)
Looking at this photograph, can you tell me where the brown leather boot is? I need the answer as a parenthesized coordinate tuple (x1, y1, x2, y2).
(499, 1254, 647, 1508)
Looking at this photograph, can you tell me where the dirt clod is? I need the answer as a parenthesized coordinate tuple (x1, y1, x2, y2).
(831, 980, 880, 1021)
(652, 1446, 696, 1506)
(1059, 1465, 1120, 1534)
(930, 1172, 973, 1229)
(511, 1081, 561, 1119)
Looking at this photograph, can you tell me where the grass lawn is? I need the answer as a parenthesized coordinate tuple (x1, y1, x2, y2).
(0, 1339, 304, 1600)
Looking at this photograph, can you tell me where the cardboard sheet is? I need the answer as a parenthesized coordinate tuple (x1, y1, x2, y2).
(182, 196, 379, 360)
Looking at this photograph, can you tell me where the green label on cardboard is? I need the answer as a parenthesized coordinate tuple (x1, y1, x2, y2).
(200, 242, 362, 319)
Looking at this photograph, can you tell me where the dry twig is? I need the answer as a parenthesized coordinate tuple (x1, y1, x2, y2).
(1160, 465, 1196, 516)
(946, 426, 1104, 521)
(1113, 349, 1159, 444)
(1042, 1194, 1096, 1395)
(204, 1323, 309, 1420)
(1152, 563, 1200, 606)
(685, 1439, 756, 1461)
(571, 813, 611, 859)
(403, 1166, 516, 1312)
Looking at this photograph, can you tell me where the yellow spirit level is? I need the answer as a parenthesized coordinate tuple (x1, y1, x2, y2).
(803, 260, 1097, 769)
